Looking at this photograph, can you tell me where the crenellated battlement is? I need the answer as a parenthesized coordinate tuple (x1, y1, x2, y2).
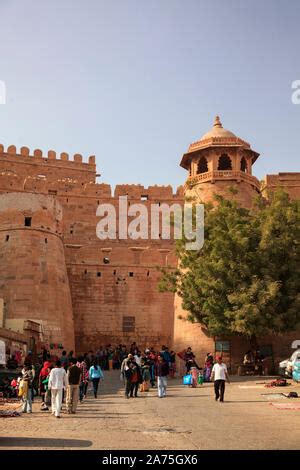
(0, 167, 183, 200)
(0, 144, 185, 199)
(114, 184, 183, 199)
(0, 143, 97, 185)
(0, 143, 96, 166)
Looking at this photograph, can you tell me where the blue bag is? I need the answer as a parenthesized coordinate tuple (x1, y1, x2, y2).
(292, 361, 300, 382)
(183, 374, 192, 385)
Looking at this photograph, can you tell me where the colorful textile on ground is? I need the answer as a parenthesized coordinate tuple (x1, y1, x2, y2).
(264, 379, 291, 388)
(270, 403, 300, 410)
(0, 400, 22, 417)
(261, 393, 287, 400)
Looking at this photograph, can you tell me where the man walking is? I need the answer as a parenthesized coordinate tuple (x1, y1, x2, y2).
(66, 358, 81, 414)
(48, 360, 68, 418)
(155, 355, 169, 398)
(121, 353, 133, 398)
(210, 356, 230, 402)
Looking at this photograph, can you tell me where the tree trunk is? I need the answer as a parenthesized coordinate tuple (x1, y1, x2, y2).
(250, 334, 258, 350)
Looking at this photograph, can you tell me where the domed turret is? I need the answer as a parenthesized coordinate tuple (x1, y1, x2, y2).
(180, 116, 261, 207)
(199, 115, 238, 141)
(173, 117, 263, 366)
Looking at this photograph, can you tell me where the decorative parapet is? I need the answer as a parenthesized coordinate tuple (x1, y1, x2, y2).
(185, 170, 260, 190)
(188, 136, 251, 153)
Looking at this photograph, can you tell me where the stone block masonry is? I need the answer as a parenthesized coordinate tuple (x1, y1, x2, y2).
(0, 119, 299, 365)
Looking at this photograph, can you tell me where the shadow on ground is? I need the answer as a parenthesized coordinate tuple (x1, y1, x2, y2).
(0, 437, 92, 448)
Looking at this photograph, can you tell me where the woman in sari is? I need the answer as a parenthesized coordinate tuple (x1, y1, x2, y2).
(39, 360, 52, 410)
(203, 353, 214, 382)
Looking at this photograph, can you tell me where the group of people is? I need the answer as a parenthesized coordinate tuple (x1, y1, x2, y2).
(178, 348, 230, 401)
(243, 349, 266, 375)
(4, 343, 233, 415)
(120, 346, 172, 399)
(42, 344, 175, 372)
(17, 355, 104, 417)
(14, 344, 179, 413)
(119, 345, 230, 402)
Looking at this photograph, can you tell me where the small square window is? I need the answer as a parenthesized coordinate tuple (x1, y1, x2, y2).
(25, 217, 32, 227)
(129, 272, 134, 277)
(122, 316, 135, 332)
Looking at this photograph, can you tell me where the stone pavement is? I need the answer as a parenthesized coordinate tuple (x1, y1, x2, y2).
(0, 371, 299, 450)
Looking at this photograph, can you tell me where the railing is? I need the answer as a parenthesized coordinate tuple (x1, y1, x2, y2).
(186, 170, 260, 190)
(188, 136, 250, 152)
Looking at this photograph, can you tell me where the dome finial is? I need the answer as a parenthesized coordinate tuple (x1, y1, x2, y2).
(214, 115, 222, 128)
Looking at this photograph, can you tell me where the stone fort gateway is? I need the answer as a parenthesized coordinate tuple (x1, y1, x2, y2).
(0, 116, 299, 371)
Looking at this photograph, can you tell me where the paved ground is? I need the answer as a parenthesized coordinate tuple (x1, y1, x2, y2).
(0, 371, 299, 450)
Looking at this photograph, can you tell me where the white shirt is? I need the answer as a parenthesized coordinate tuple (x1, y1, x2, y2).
(134, 355, 142, 366)
(212, 363, 228, 381)
(48, 367, 68, 389)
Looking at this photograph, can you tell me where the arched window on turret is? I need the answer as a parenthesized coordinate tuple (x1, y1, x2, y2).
(218, 154, 232, 170)
(240, 157, 247, 173)
(197, 156, 208, 174)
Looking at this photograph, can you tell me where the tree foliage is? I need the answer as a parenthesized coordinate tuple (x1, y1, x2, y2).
(159, 190, 300, 339)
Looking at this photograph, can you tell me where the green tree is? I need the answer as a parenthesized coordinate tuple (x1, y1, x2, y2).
(159, 190, 300, 342)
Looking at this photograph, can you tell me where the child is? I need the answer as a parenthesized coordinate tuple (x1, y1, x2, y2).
(20, 363, 33, 413)
(190, 366, 198, 388)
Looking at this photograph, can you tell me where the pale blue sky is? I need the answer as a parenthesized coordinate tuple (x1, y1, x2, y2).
(0, 0, 299, 189)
